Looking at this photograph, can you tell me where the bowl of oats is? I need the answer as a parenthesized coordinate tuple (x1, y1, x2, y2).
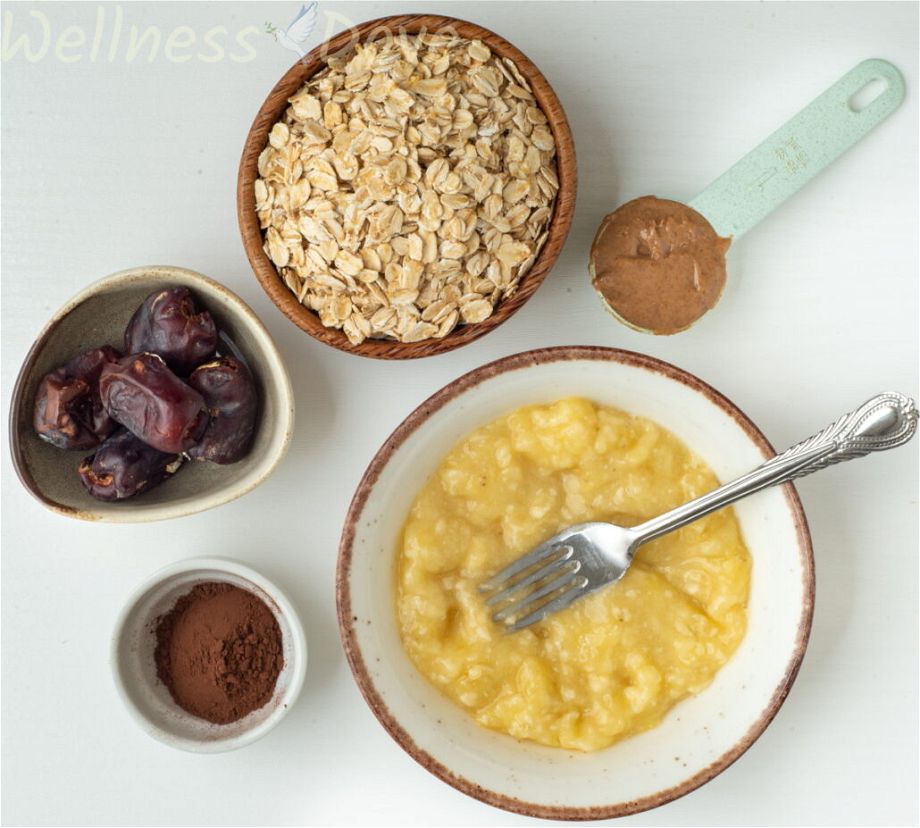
(238, 15, 576, 358)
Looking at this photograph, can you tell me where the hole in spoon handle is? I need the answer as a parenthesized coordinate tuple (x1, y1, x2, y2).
(689, 59, 906, 240)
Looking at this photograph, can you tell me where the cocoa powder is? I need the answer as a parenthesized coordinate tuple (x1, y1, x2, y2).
(154, 582, 283, 724)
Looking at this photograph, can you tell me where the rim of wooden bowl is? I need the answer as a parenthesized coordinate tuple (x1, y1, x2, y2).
(237, 14, 577, 360)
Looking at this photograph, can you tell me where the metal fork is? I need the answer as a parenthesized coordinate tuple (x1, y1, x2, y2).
(479, 392, 917, 632)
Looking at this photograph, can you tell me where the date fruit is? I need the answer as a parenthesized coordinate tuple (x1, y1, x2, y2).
(100, 353, 209, 454)
(78, 429, 182, 501)
(33, 346, 121, 449)
(124, 287, 217, 375)
(187, 356, 258, 464)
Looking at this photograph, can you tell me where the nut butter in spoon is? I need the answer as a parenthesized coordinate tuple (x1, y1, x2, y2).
(590, 197, 730, 334)
(590, 59, 904, 335)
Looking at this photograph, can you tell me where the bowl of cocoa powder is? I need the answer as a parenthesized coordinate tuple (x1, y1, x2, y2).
(112, 558, 307, 752)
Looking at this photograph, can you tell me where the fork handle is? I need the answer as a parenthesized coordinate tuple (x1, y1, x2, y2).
(631, 392, 918, 547)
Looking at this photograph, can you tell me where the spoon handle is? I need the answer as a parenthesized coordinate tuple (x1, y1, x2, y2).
(688, 59, 905, 240)
(633, 392, 917, 546)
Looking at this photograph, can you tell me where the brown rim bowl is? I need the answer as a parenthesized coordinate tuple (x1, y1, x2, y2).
(336, 346, 815, 819)
(237, 14, 577, 359)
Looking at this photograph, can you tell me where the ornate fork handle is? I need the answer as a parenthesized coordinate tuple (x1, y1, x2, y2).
(633, 393, 918, 547)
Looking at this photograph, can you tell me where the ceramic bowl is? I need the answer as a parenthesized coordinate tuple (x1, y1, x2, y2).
(238, 14, 577, 359)
(112, 557, 307, 753)
(337, 346, 814, 819)
(9, 265, 295, 522)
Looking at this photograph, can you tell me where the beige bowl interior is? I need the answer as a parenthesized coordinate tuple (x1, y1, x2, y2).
(339, 348, 813, 819)
(10, 266, 294, 522)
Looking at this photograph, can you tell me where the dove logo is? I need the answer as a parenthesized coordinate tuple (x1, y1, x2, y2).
(263, 5, 454, 64)
(265, 3, 320, 59)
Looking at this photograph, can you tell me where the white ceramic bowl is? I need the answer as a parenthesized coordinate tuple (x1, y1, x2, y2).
(113, 557, 307, 753)
(337, 346, 814, 819)
(9, 265, 295, 522)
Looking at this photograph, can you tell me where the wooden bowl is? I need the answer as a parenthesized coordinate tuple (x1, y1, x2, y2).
(237, 14, 577, 359)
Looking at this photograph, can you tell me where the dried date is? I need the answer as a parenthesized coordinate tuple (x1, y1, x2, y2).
(99, 353, 209, 454)
(33, 346, 121, 449)
(78, 429, 182, 501)
(124, 287, 217, 375)
(187, 356, 258, 464)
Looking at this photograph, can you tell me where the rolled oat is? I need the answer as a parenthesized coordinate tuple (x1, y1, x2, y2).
(256, 32, 559, 345)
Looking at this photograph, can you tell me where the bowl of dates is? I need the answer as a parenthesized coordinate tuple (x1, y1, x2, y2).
(9, 265, 294, 522)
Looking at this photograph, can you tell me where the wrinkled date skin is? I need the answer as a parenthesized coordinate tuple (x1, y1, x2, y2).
(187, 356, 258, 464)
(33, 346, 122, 449)
(124, 287, 217, 375)
(78, 429, 183, 501)
(100, 353, 209, 454)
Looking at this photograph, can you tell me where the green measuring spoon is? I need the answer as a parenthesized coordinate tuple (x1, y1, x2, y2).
(590, 58, 906, 334)
(690, 58, 906, 239)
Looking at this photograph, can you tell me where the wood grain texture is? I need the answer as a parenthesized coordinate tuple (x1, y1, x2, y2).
(237, 14, 577, 360)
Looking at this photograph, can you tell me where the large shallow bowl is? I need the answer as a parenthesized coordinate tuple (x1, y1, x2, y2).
(238, 14, 577, 359)
(9, 266, 295, 523)
(337, 346, 814, 819)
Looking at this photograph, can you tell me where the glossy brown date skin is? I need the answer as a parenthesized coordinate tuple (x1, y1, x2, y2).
(187, 356, 258, 464)
(33, 346, 121, 449)
(78, 429, 182, 501)
(124, 287, 217, 375)
(99, 353, 209, 454)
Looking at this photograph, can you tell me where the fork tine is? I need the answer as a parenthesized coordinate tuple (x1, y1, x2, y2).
(492, 569, 581, 622)
(506, 577, 590, 632)
(484, 548, 576, 607)
(478, 536, 569, 594)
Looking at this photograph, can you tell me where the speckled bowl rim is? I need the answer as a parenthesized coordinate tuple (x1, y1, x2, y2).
(336, 345, 815, 820)
(8, 265, 295, 523)
(111, 556, 308, 753)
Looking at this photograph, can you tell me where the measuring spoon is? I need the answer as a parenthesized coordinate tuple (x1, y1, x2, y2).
(589, 58, 906, 334)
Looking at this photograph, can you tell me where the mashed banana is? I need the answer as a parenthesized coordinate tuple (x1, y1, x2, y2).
(396, 398, 751, 751)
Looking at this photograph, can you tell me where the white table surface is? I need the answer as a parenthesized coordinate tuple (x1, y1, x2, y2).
(2, 2, 918, 825)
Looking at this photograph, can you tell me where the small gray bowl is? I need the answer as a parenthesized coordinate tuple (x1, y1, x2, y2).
(9, 265, 295, 522)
